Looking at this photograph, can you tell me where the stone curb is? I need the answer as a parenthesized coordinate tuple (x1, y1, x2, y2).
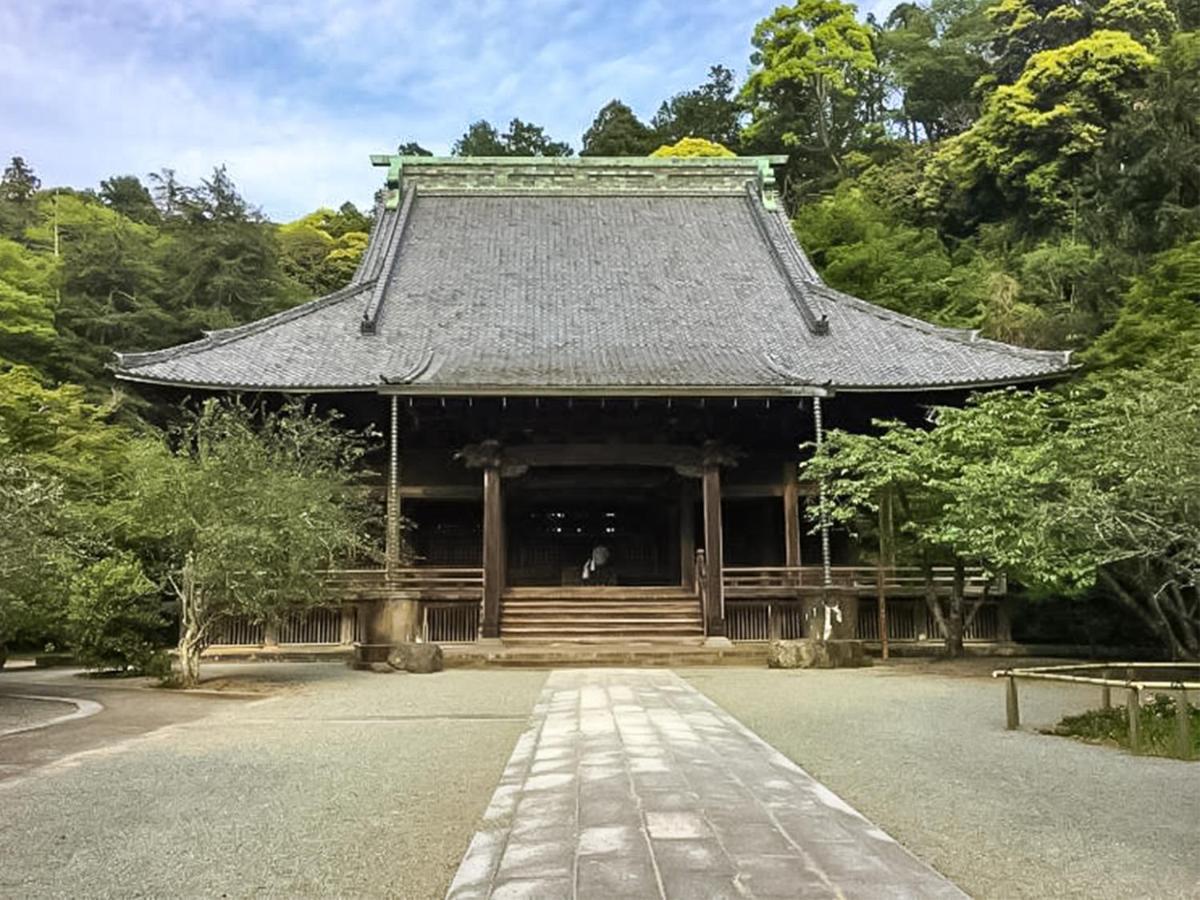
(0, 694, 104, 738)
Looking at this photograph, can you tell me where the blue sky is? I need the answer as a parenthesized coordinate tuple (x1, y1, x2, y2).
(2, 1, 896, 221)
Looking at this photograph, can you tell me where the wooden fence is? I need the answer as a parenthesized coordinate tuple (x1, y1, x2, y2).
(210, 606, 361, 647)
(725, 601, 807, 642)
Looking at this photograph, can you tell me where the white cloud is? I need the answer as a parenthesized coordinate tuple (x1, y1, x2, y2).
(0, 0, 901, 220)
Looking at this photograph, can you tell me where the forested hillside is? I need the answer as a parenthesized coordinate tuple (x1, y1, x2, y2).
(2, 0, 1198, 663)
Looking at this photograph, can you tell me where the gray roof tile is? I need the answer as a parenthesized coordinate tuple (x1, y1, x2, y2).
(115, 158, 1071, 394)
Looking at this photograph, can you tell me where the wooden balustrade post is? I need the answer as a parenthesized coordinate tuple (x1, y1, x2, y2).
(481, 462, 504, 639)
(1101, 668, 1112, 710)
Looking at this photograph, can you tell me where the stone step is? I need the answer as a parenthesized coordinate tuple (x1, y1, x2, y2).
(501, 607, 700, 618)
(501, 614, 701, 623)
(443, 642, 767, 667)
(501, 626, 705, 638)
(501, 600, 700, 607)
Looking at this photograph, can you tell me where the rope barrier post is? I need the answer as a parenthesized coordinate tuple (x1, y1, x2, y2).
(1005, 675, 1020, 730)
(1127, 687, 1141, 754)
(1175, 688, 1192, 760)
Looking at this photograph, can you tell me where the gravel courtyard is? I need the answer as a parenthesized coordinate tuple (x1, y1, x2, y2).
(2, 659, 1196, 899)
(0, 664, 547, 899)
(686, 662, 1200, 900)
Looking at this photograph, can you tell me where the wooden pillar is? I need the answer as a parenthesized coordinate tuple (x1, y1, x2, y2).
(782, 462, 801, 569)
(481, 463, 504, 639)
(680, 482, 696, 590)
(701, 462, 726, 637)
(385, 395, 401, 570)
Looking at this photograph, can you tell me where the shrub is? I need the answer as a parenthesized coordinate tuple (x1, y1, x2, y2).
(67, 554, 168, 675)
(1053, 694, 1200, 758)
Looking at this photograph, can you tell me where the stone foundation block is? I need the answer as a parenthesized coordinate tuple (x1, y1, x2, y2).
(387, 642, 445, 674)
(767, 639, 872, 669)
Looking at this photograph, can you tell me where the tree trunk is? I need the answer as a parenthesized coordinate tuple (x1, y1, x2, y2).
(945, 557, 966, 658)
(175, 553, 206, 687)
(1099, 568, 1198, 660)
(922, 552, 948, 642)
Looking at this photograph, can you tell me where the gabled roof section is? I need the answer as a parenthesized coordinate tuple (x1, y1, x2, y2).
(114, 156, 1073, 395)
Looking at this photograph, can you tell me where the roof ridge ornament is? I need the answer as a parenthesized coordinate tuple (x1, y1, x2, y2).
(755, 158, 780, 210)
(361, 184, 417, 334)
(744, 184, 829, 336)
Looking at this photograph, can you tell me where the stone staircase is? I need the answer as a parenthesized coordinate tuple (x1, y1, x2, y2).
(499, 586, 705, 644)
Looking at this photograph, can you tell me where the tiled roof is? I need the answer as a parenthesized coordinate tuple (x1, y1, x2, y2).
(114, 157, 1072, 394)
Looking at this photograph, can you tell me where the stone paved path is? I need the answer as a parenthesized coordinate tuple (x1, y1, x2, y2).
(447, 669, 967, 899)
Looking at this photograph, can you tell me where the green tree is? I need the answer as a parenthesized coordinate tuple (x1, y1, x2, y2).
(0, 237, 57, 369)
(581, 101, 658, 156)
(0, 365, 132, 500)
(651, 65, 745, 149)
(397, 141, 433, 156)
(936, 30, 1155, 226)
(162, 166, 297, 331)
(0, 156, 42, 238)
(99, 175, 161, 225)
(452, 118, 572, 157)
(67, 553, 166, 674)
(742, 0, 880, 191)
(879, 0, 992, 141)
(278, 208, 368, 295)
(0, 459, 70, 661)
(147, 168, 187, 219)
(452, 120, 507, 156)
(113, 399, 378, 685)
(1082, 237, 1200, 370)
(931, 371, 1200, 658)
(23, 191, 173, 385)
(649, 137, 736, 158)
(503, 118, 573, 156)
(988, 0, 1099, 83)
(793, 179, 989, 326)
(1083, 31, 1200, 253)
(804, 411, 986, 655)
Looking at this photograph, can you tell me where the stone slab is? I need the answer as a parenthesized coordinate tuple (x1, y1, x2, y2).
(446, 669, 967, 899)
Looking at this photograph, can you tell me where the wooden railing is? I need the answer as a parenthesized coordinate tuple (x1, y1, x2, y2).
(323, 567, 484, 602)
(723, 565, 1002, 598)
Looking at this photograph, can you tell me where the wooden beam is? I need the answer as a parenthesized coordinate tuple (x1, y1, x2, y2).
(702, 463, 726, 637)
(458, 442, 738, 472)
(723, 484, 786, 498)
(480, 464, 504, 638)
(399, 485, 482, 500)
